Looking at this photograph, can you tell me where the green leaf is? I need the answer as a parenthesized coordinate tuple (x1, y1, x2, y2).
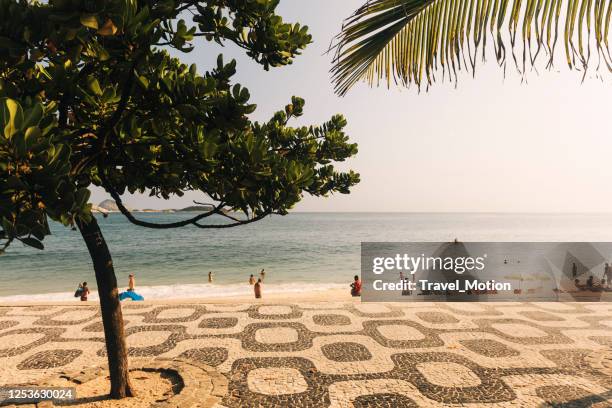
(97, 19, 118, 36)
(80, 14, 99, 30)
(23, 103, 43, 128)
(2, 99, 23, 139)
(75, 188, 91, 207)
(176, 104, 198, 118)
(87, 77, 103, 96)
(21, 237, 44, 250)
(24, 126, 41, 147)
(97, 47, 110, 61)
(136, 75, 149, 90)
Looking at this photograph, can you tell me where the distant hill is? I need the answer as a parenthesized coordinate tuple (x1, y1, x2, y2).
(97, 199, 132, 212)
(95, 200, 214, 213)
(177, 205, 214, 212)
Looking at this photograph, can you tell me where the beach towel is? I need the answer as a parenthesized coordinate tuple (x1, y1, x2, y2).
(119, 291, 144, 301)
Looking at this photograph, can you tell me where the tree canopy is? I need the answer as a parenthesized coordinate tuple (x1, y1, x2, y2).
(0, 0, 360, 252)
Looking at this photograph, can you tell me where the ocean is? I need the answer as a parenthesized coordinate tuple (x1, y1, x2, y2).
(2, 212, 612, 301)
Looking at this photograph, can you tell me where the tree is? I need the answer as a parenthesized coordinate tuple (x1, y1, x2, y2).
(0, 0, 359, 399)
(331, 0, 612, 94)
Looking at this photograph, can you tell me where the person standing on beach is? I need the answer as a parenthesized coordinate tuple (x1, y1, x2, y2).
(119, 275, 144, 301)
(350, 275, 362, 297)
(587, 275, 594, 288)
(605, 264, 612, 287)
(249, 274, 256, 285)
(254, 278, 262, 298)
(259, 269, 266, 281)
(80, 282, 90, 301)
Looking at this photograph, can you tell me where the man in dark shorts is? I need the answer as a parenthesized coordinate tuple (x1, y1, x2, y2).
(80, 282, 90, 301)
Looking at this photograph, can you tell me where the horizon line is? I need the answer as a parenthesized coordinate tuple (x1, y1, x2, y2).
(100, 210, 612, 215)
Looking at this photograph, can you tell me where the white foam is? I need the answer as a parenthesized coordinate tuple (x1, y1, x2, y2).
(0, 282, 346, 303)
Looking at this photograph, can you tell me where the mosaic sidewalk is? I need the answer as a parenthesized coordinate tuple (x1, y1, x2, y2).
(1, 302, 611, 407)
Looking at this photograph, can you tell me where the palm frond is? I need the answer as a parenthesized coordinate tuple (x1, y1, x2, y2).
(331, 0, 612, 95)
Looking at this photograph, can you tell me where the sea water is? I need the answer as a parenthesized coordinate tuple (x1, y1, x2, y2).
(2, 212, 612, 301)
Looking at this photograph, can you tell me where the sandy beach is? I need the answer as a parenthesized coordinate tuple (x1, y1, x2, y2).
(1, 298, 611, 407)
(0, 288, 354, 307)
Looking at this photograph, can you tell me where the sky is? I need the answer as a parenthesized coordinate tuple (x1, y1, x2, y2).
(91, 1, 612, 213)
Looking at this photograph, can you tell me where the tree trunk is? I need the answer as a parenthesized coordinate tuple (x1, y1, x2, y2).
(78, 216, 134, 399)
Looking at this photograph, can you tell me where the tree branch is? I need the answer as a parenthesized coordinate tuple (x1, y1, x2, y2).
(0, 234, 12, 252)
(107, 188, 226, 229)
(192, 200, 241, 222)
(193, 210, 272, 228)
(101, 171, 275, 229)
(97, 169, 234, 228)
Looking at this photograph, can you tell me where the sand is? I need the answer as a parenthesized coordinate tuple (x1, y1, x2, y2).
(38, 370, 179, 407)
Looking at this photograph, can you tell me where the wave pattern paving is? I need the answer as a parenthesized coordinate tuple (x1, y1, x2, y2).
(0, 302, 611, 407)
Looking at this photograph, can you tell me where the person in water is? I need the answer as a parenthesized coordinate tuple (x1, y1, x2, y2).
(119, 274, 144, 301)
(208, 271, 214, 283)
(80, 282, 90, 301)
(254, 278, 262, 298)
(350, 275, 362, 297)
(74, 282, 83, 298)
(572, 262, 577, 278)
(249, 274, 256, 285)
(259, 269, 266, 281)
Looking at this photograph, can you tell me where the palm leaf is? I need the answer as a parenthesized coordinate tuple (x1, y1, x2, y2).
(331, 0, 612, 95)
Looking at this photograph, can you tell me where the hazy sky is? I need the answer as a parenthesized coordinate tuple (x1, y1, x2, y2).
(91, 1, 612, 212)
